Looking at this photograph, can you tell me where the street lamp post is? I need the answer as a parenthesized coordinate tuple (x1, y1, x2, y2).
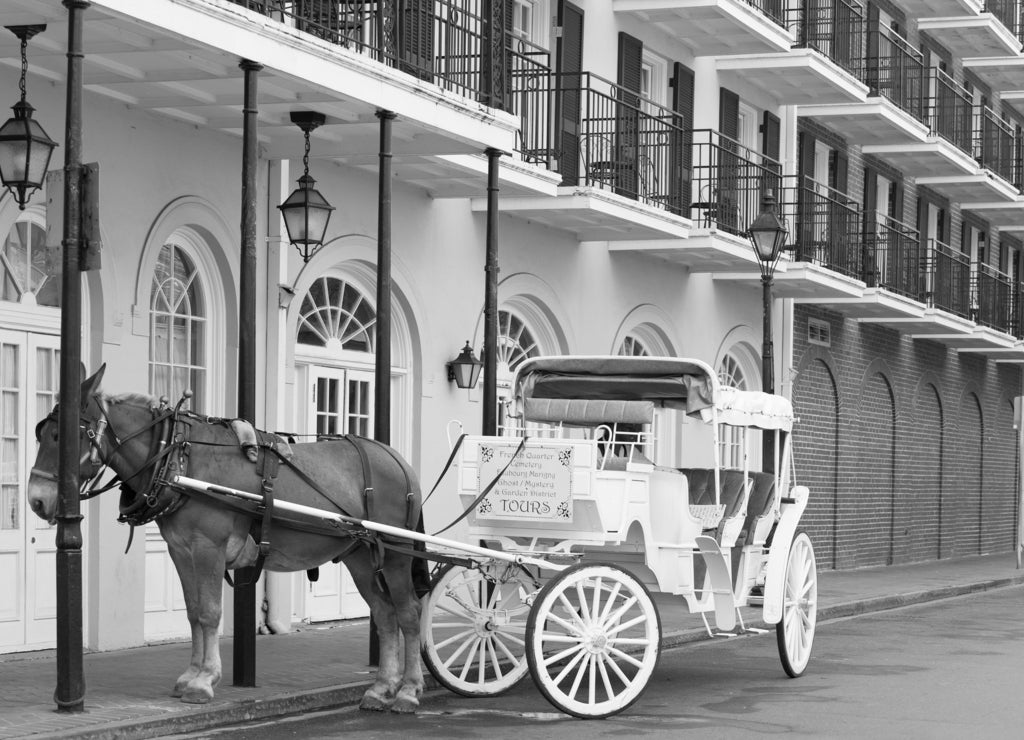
(747, 190, 789, 473)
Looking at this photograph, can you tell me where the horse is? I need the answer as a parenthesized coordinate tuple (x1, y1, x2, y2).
(27, 365, 429, 711)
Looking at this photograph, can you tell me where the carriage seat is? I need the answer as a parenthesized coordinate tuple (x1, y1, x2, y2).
(524, 398, 654, 426)
(677, 468, 749, 529)
(737, 472, 776, 547)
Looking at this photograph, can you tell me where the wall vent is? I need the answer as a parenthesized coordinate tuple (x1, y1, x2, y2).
(808, 318, 831, 347)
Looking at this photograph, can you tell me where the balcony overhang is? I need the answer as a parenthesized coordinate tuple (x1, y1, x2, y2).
(917, 16, 1021, 59)
(5, 0, 518, 160)
(1000, 91, 1024, 118)
(717, 50, 868, 106)
(861, 139, 977, 178)
(611, 0, 792, 57)
(800, 288, 925, 321)
(960, 198, 1024, 226)
(474, 186, 692, 241)
(889, 0, 984, 15)
(994, 342, 1024, 362)
(915, 172, 1019, 204)
(713, 260, 866, 299)
(607, 228, 758, 271)
(963, 57, 1024, 93)
(911, 325, 1018, 356)
(392, 154, 562, 198)
(798, 100, 928, 146)
(868, 307, 974, 336)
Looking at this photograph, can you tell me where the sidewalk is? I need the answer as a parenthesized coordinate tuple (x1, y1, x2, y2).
(2, 552, 1022, 740)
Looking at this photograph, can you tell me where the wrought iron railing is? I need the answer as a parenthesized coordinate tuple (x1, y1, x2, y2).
(509, 40, 553, 165)
(867, 23, 926, 123)
(975, 106, 1016, 183)
(862, 215, 921, 298)
(985, 1, 1019, 38)
(928, 68, 973, 154)
(743, 0, 788, 28)
(689, 129, 782, 236)
(924, 239, 972, 317)
(229, 0, 510, 108)
(974, 262, 1015, 332)
(789, 0, 867, 81)
(1014, 282, 1024, 338)
(515, 71, 691, 212)
(783, 175, 862, 278)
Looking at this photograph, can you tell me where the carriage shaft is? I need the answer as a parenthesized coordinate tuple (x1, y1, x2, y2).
(171, 475, 559, 571)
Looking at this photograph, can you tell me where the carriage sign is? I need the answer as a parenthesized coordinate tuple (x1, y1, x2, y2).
(477, 442, 573, 522)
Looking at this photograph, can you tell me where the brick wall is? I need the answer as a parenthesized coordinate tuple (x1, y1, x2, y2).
(792, 305, 1021, 570)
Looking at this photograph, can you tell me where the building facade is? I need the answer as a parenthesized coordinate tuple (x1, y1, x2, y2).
(0, 0, 1020, 655)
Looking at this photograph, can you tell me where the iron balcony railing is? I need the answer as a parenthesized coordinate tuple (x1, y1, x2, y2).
(743, 0, 788, 28)
(867, 23, 926, 123)
(975, 106, 1016, 183)
(690, 129, 782, 237)
(985, 1, 1019, 38)
(924, 239, 972, 318)
(929, 68, 973, 154)
(974, 262, 1015, 332)
(1014, 282, 1024, 339)
(515, 71, 692, 212)
(230, 0, 510, 108)
(509, 39, 553, 166)
(862, 215, 921, 298)
(789, 0, 867, 81)
(783, 175, 863, 278)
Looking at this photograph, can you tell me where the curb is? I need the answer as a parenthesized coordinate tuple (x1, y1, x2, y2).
(32, 576, 1024, 740)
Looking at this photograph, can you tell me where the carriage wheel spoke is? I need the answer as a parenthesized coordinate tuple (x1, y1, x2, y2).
(601, 595, 638, 630)
(551, 644, 588, 685)
(458, 638, 482, 681)
(543, 640, 586, 668)
(546, 610, 584, 636)
(568, 653, 591, 699)
(607, 645, 644, 668)
(605, 613, 645, 637)
(492, 633, 520, 664)
(589, 577, 603, 626)
(596, 652, 615, 699)
(603, 649, 632, 686)
(574, 582, 592, 624)
(597, 581, 623, 624)
(435, 627, 477, 653)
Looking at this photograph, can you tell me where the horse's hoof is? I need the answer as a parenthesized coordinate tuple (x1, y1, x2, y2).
(181, 687, 213, 704)
(359, 692, 390, 712)
(390, 695, 419, 714)
(170, 685, 184, 698)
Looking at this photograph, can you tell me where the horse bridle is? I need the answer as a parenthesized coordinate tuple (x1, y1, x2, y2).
(31, 397, 111, 491)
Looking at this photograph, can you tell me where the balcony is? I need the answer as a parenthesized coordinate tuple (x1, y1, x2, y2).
(963, 56, 1024, 93)
(611, 0, 792, 57)
(716, 0, 868, 105)
(488, 71, 692, 243)
(917, 2, 1022, 59)
(798, 23, 928, 146)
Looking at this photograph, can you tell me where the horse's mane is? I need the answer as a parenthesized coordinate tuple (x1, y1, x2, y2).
(104, 391, 160, 407)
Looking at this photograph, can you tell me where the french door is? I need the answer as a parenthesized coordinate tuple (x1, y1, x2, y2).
(304, 365, 374, 622)
(0, 330, 63, 652)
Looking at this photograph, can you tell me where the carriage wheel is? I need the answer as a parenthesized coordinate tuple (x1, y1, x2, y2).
(525, 563, 660, 719)
(421, 562, 536, 696)
(776, 531, 817, 678)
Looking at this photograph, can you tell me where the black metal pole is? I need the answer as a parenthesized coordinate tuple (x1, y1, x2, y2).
(762, 273, 775, 474)
(54, 0, 89, 713)
(368, 109, 395, 667)
(233, 58, 261, 688)
(482, 149, 502, 436)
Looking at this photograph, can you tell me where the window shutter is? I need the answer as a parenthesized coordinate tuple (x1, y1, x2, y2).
(719, 87, 740, 141)
(796, 131, 817, 257)
(829, 150, 849, 193)
(891, 179, 904, 222)
(669, 61, 694, 214)
(399, 0, 435, 81)
(797, 131, 816, 180)
(761, 111, 781, 162)
(556, 0, 585, 186)
(614, 32, 643, 198)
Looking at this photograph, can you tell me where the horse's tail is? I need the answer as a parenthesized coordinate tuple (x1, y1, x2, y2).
(412, 512, 432, 599)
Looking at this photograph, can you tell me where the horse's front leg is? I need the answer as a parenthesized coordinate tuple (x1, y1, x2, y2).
(162, 527, 203, 699)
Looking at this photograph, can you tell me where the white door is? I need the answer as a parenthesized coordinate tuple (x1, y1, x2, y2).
(0, 330, 63, 653)
(304, 366, 374, 622)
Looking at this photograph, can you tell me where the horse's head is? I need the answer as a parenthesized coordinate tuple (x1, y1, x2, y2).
(27, 364, 108, 524)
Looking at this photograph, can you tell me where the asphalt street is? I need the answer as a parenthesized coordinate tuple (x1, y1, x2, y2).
(168, 584, 1024, 740)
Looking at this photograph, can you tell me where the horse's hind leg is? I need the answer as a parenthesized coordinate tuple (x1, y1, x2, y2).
(343, 547, 403, 711)
(380, 551, 424, 714)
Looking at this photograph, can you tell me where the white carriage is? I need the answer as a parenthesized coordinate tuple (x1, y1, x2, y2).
(420, 355, 817, 718)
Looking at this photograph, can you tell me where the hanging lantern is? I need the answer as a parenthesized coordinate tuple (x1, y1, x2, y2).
(0, 25, 57, 210)
(278, 111, 334, 262)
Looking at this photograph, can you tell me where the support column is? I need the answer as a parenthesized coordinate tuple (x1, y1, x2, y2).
(233, 58, 262, 687)
(482, 149, 502, 435)
(369, 109, 396, 666)
(762, 274, 775, 474)
(54, 0, 90, 713)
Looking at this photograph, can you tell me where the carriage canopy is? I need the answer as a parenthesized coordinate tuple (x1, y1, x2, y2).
(510, 355, 793, 432)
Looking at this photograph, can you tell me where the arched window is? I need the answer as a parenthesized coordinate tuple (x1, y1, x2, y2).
(149, 243, 207, 410)
(718, 352, 747, 469)
(617, 335, 650, 356)
(497, 309, 539, 375)
(297, 277, 375, 352)
(1, 213, 60, 307)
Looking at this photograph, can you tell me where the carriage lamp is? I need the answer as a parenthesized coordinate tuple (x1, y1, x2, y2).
(747, 190, 789, 275)
(278, 111, 334, 262)
(0, 25, 57, 210)
(447, 341, 483, 389)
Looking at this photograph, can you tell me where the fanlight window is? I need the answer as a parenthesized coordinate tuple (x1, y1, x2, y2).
(718, 353, 746, 470)
(149, 243, 206, 410)
(497, 309, 538, 374)
(617, 335, 650, 356)
(1, 218, 60, 307)
(298, 277, 375, 352)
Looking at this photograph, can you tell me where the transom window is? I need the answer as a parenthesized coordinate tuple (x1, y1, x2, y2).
(1, 217, 60, 307)
(618, 335, 650, 356)
(497, 309, 539, 374)
(149, 243, 206, 410)
(298, 277, 375, 352)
